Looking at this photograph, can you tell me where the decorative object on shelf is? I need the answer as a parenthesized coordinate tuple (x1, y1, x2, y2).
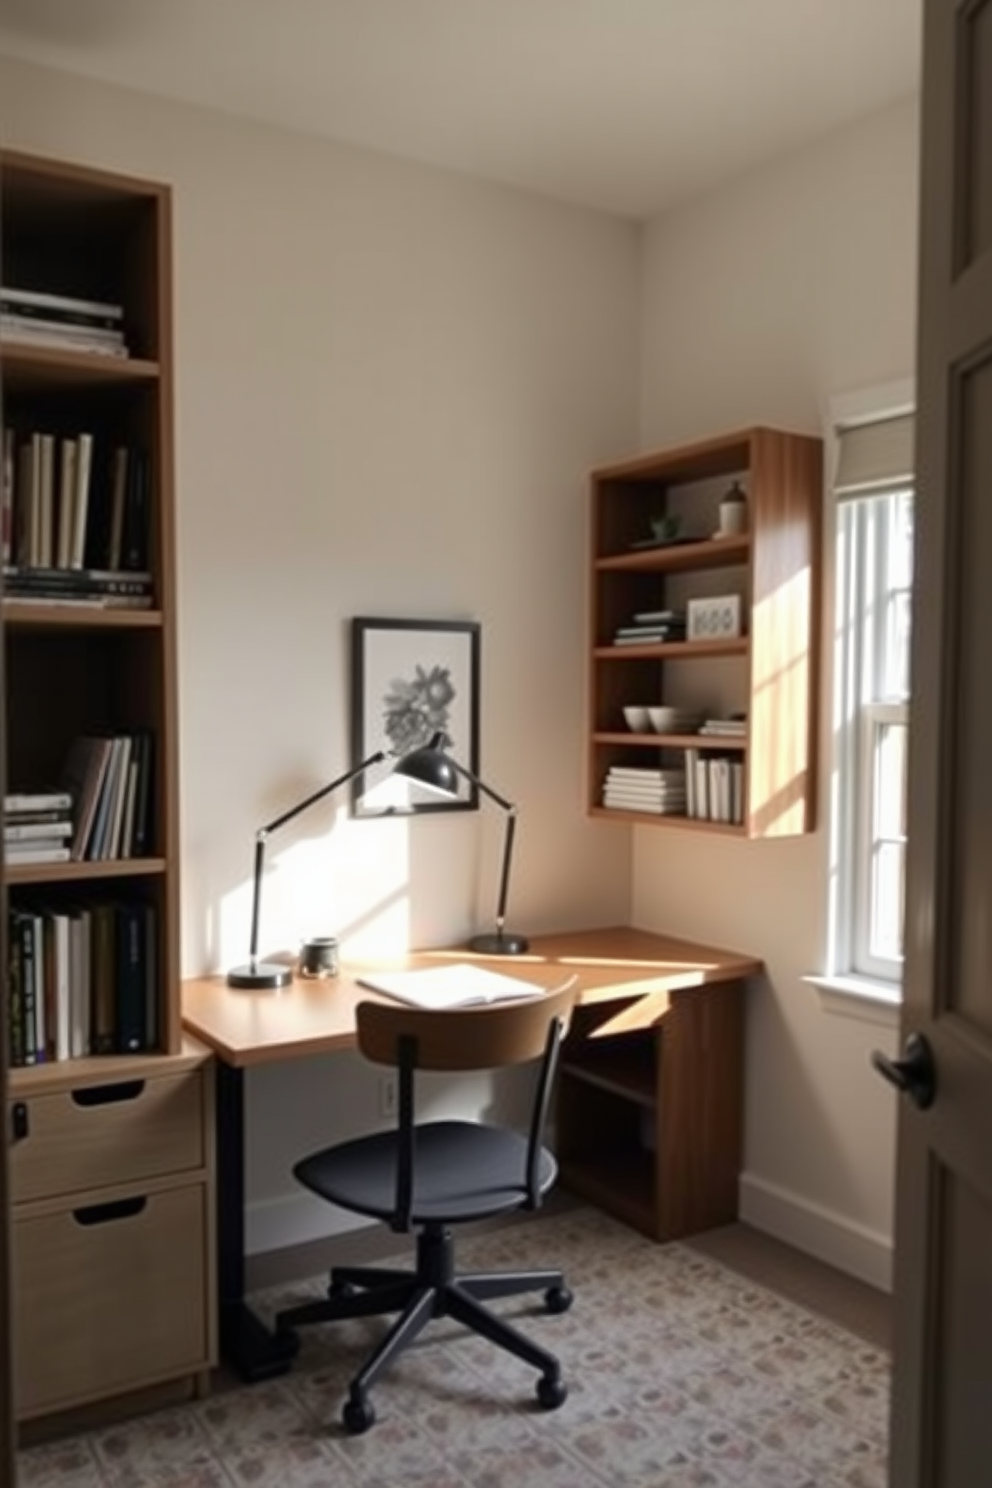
(686, 593, 743, 642)
(351, 617, 480, 817)
(716, 480, 748, 537)
(227, 752, 385, 990)
(650, 513, 681, 542)
(299, 935, 340, 980)
(394, 730, 529, 955)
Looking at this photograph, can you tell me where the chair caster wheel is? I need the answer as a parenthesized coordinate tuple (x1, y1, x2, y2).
(342, 1392, 375, 1434)
(536, 1373, 567, 1410)
(544, 1284, 573, 1314)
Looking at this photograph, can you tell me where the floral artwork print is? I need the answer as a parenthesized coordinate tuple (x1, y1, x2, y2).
(350, 619, 480, 815)
(381, 663, 456, 755)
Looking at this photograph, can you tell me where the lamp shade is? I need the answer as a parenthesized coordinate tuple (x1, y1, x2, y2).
(394, 732, 528, 955)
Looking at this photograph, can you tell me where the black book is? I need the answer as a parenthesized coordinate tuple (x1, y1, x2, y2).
(115, 902, 146, 1053)
(131, 734, 154, 857)
(121, 451, 150, 572)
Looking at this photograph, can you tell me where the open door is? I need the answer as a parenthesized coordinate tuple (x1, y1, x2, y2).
(879, 1, 992, 1483)
(0, 163, 14, 1487)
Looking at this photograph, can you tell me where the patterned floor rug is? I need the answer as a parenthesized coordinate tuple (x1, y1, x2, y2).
(17, 1206, 890, 1488)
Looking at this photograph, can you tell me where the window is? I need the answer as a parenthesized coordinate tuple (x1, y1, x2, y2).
(829, 412, 914, 989)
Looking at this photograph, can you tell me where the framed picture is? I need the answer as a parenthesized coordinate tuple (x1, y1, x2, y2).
(350, 617, 481, 816)
(686, 593, 743, 643)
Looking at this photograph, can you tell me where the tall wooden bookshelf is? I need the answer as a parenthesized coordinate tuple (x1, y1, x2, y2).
(1, 152, 215, 1425)
(588, 427, 823, 836)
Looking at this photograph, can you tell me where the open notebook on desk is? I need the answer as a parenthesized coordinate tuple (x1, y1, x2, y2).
(357, 963, 577, 1011)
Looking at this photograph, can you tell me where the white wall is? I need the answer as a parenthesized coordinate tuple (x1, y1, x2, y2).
(636, 97, 920, 1287)
(1, 56, 638, 1251)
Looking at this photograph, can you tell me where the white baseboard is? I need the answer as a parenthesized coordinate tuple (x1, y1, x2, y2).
(739, 1171, 894, 1293)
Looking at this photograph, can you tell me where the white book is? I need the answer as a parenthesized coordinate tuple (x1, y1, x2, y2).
(71, 432, 94, 570)
(1, 284, 124, 319)
(68, 909, 92, 1059)
(56, 437, 78, 569)
(357, 962, 575, 1011)
(5, 842, 71, 863)
(4, 819, 72, 841)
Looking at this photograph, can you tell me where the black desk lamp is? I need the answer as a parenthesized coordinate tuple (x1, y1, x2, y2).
(227, 749, 386, 989)
(394, 730, 529, 955)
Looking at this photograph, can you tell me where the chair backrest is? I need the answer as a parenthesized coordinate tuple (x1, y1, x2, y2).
(355, 981, 577, 1229)
(355, 979, 577, 1072)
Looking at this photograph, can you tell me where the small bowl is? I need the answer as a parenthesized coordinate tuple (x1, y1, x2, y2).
(623, 705, 650, 733)
(647, 706, 678, 733)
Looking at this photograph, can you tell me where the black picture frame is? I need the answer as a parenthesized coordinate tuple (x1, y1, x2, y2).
(350, 617, 481, 816)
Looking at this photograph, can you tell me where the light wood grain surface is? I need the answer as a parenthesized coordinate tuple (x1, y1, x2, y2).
(182, 926, 762, 1067)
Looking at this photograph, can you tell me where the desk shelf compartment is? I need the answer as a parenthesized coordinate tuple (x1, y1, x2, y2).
(555, 981, 745, 1243)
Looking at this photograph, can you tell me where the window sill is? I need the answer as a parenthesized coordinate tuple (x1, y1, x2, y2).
(803, 972, 901, 1029)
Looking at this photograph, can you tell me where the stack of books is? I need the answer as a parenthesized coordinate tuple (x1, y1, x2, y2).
(602, 766, 687, 815)
(612, 608, 687, 646)
(4, 790, 74, 866)
(0, 285, 128, 358)
(4, 566, 152, 609)
(61, 733, 154, 861)
(698, 713, 748, 738)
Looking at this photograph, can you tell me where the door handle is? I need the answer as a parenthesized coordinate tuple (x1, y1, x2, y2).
(871, 1031, 937, 1110)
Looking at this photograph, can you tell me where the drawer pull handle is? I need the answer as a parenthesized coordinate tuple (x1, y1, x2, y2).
(72, 1080, 146, 1108)
(73, 1196, 148, 1227)
(10, 1102, 29, 1141)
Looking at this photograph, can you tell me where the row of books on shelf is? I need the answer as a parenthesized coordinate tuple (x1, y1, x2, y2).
(5, 734, 154, 866)
(685, 749, 745, 823)
(1, 425, 151, 589)
(7, 899, 158, 1068)
(600, 752, 744, 823)
(0, 284, 129, 359)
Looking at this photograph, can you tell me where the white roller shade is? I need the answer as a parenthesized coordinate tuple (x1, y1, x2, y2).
(834, 413, 915, 499)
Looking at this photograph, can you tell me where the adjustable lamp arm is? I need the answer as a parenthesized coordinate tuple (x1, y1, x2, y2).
(435, 754, 519, 939)
(231, 749, 386, 989)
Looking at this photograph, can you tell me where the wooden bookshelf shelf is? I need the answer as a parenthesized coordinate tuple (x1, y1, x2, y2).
(3, 604, 163, 628)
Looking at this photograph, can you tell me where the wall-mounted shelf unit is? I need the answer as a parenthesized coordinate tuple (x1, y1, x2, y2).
(588, 426, 823, 836)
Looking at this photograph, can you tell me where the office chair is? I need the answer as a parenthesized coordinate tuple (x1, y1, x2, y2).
(274, 980, 577, 1433)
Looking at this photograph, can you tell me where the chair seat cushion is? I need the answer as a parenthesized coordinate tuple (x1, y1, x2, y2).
(293, 1120, 558, 1225)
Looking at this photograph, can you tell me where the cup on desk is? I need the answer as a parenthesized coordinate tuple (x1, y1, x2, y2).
(299, 936, 339, 979)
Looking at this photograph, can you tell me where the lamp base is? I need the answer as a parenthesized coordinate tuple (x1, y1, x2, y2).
(227, 961, 293, 990)
(468, 930, 530, 956)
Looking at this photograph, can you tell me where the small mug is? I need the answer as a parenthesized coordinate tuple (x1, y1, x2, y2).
(299, 936, 339, 979)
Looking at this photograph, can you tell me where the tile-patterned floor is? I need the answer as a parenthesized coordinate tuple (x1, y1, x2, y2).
(17, 1207, 890, 1488)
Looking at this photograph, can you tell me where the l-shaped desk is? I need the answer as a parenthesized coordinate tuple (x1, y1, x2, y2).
(182, 925, 762, 1381)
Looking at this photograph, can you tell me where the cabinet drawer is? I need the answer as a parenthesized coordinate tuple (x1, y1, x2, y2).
(8, 1070, 205, 1205)
(13, 1181, 210, 1418)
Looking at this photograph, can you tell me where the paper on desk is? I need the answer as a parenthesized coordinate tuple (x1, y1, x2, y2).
(357, 962, 576, 1011)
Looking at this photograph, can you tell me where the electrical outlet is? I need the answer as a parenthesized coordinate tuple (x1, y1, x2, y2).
(378, 1075, 398, 1120)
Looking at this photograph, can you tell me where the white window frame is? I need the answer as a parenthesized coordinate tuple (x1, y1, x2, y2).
(819, 384, 914, 1009)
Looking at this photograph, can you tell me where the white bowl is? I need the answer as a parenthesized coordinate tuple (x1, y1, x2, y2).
(623, 705, 650, 733)
(647, 706, 678, 733)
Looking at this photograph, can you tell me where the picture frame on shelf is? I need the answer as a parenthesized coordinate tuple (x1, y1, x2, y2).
(350, 616, 481, 817)
(686, 594, 743, 643)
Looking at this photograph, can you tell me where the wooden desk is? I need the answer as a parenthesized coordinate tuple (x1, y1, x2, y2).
(182, 926, 761, 1380)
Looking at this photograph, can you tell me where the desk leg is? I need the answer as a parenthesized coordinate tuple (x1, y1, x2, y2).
(216, 1061, 298, 1382)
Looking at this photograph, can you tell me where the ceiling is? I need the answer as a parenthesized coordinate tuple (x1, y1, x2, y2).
(0, 0, 922, 220)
